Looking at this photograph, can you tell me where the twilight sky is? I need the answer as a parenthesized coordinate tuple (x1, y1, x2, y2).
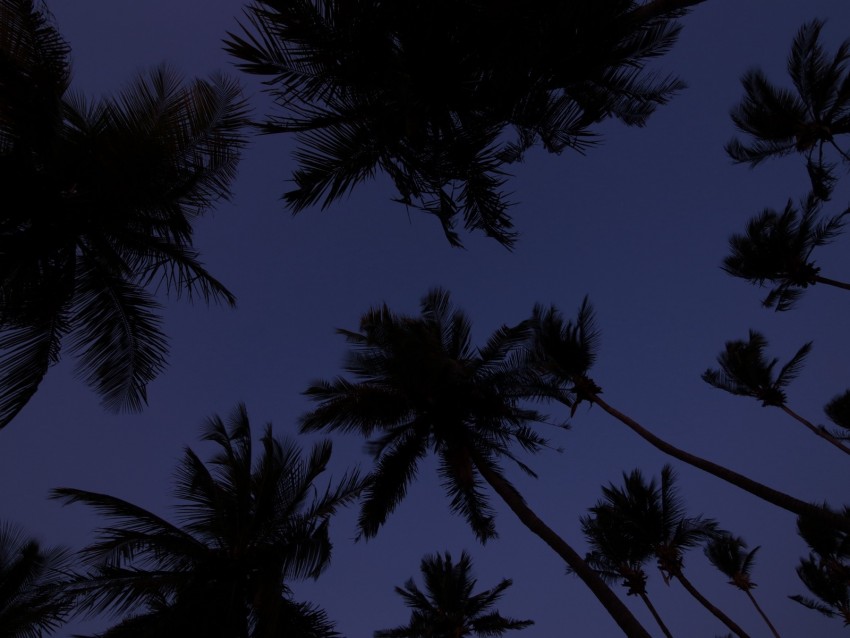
(3, 1, 850, 636)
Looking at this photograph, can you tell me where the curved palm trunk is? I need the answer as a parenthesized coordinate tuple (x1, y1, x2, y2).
(637, 592, 674, 638)
(814, 274, 850, 292)
(473, 459, 652, 638)
(674, 571, 750, 638)
(588, 394, 850, 534)
(779, 404, 850, 456)
(745, 590, 782, 638)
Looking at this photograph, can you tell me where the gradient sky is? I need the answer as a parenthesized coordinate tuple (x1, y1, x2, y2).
(3, 1, 850, 636)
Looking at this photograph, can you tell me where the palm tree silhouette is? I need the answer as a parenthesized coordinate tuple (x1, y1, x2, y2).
(50, 403, 362, 637)
(300, 289, 654, 638)
(0, 0, 248, 428)
(702, 330, 850, 455)
(374, 551, 533, 638)
(825, 390, 850, 441)
(726, 20, 850, 200)
(581, 501, 674, 637)
(0, 520, 73, 637)
(224, 0, 698, 248)
(721, 195, 850, 311)
(704, 534, 783, 638)
(790, 508, 850, 627)
(586, 466, 752, 638)
(529, 299, 850, 533)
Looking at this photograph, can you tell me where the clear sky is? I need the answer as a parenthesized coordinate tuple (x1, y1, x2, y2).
(3, 1, 850, 636)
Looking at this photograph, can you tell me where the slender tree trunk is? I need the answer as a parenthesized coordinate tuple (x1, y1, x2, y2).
(638, 591, 674, 638)
(814, 274, 850, 292)
(630, 0, 708, 22)
(473, 460, 653, 638)
(779, 404, 850, 456)
(587, 393, 850, 534)
(674, 571, 750, 638)
(745, 590, 782, 638)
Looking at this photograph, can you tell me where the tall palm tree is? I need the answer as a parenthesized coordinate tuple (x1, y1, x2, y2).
(374, 551, 533, 638)
(529, 299, 850, 533)
(726, 20, 850, 200)
(721, 195, 850, 311)
(790, 508, 850, 627)
(0, 521, 73, 638)
(50, 403, 363, 638)
(702, 330, 850, 455)
(300, 289, 654, 638)
(586, 466, 751, 638)
(704, 534, 783, 638)
(0, 0, 248, 428)
(224, 0, 699, 248)
(581, 502, 673, 638)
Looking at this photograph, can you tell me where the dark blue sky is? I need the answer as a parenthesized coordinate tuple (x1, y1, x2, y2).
(3, 1, 850, 636)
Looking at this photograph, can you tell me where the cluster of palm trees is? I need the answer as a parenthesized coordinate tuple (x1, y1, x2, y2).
(4, 0, 850, 636)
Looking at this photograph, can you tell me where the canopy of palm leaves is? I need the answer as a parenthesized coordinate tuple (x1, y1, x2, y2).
(726, 20, 850, 200)
(299, 288, 563, 542)
(721, 195, 848, 310)
(0, 521, 73, 638)
(0, 0, 248, 428)
(702, 330, 811, 407)
(791, 508, 850, 626)
(704, 534, 760, 593)
(375, 551, 533, 638)
(583, 465, 718, 585)
(225, 0, 691, 247)
(50, 403, 362, 638)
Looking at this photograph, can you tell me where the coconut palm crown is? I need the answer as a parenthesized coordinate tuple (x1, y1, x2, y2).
(0, 0, 248, 428)
(726, 20, 850, 200)
(374, 551, 533, 638)
(224, 0, 694, 247)
(50, 404, 363, 637)
(721, 195, 849, 311)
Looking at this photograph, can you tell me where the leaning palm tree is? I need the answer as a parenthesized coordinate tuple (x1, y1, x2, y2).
(721, 195, 850, 311)
(0, 521, 73, 638)
(375, 551, 533, 638)
(702, 330, 850, 456)
(50, 403, 362, 638)
(790, 508, 850, 627)
(587, 466, 751, 638)
(581, 502, 673, 638)
(300, 289, 654, 638)
(705, 534, 783, 638)
(726, 20, 850, 200)
(824, 390, 850, 441)
(0, 0, 248, 428)
(224, 0, 701, 247)
(529, 299, 850, 533)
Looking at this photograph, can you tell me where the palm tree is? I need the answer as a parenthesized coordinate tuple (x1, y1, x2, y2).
(721, 195, 850, 311)
(0, 0, 249, 428)
(705, 534, 782, 638)
(0, 521, 73, 637)
(50, 403, 363, 638)
(586, 466, 752, 638)
(702, 330, 850, 455)
(375, 551, 533, 638)
(581, 502, 673, 638)
(300, 289, 654, 638)
(790, 508, 850, 627)
(224, 0, 700, 248)
(529, 299, 850, 533)
(726, 20, 850, 200)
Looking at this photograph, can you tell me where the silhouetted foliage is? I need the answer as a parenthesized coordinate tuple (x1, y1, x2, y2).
(0, 0, 249, 428)
(225, 0, 695, 247)
(50, 404, 362, 638)
(374, 551, 533, 638)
